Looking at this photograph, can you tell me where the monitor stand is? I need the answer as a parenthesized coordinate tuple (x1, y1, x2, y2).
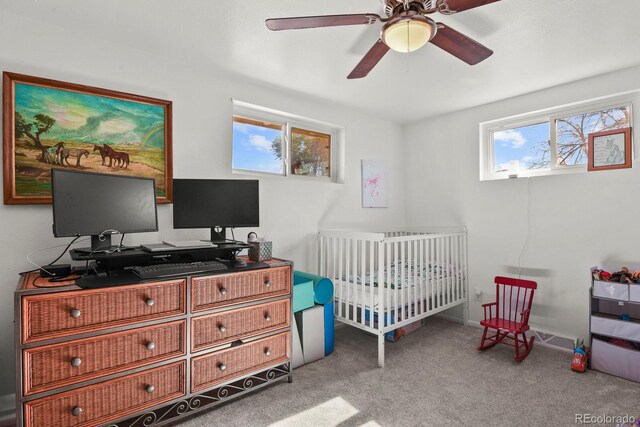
(210, 228, 247, 268)
(74, 234, 113, 254)
(210, 227, 242, 245)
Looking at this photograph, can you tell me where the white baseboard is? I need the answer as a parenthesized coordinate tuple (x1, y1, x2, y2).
(466, 319, 482, 329)
(0, 393, 15, 425)
(466, 319, 575, 353)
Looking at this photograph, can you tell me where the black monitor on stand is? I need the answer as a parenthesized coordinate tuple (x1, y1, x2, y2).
(52, 169, 158, 254)
(172, 179, 259, 266)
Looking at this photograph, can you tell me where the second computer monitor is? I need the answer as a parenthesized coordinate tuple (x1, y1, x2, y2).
(172, 179, 259, 244)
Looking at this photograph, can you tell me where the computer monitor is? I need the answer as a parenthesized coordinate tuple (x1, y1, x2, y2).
(52, 169, 158, 252)
(173, 179, 259, 244)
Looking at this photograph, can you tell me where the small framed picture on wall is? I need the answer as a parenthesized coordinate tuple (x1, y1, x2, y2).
(587, 127, 632, 172)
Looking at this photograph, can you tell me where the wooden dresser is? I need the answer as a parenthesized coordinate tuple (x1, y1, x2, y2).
(14, 259, 292, 427)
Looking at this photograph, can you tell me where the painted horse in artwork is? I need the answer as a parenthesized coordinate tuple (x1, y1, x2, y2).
(40, 142, 64, 164)
(93, 144, 109, 165)
(103, 144, 130, 168)
(60, 148, 90, 167)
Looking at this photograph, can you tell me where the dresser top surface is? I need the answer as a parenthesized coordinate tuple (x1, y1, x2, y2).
(17, 257, 292, 294)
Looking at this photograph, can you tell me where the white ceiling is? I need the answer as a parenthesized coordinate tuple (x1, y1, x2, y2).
(3, 0, 640, 124)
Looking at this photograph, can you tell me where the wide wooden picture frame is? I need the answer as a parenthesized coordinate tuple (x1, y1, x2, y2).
(3, 72, 173, 204)
(587, 127, 632, 172)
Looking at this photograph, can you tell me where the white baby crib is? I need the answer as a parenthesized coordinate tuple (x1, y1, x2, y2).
(318, 226, 468, 367)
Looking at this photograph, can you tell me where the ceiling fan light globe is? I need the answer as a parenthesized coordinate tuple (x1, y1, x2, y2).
(382, 19, 434, 53)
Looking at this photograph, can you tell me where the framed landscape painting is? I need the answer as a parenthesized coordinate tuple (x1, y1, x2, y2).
(3, 72, 173, 204)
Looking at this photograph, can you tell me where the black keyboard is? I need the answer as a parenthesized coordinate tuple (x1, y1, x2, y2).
(130, 260, 227, 278)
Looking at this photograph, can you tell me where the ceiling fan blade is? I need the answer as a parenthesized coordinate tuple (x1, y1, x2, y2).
(347, 39, 390, 79)
(430, 23, 493, 65)
(442, 0, 500, 13)
(266, 14, 380, 31)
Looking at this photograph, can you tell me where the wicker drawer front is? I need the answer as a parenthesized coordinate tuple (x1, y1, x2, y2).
(23, 280, 186, 343)
(192, 266, 290, 312)
(24, 360, 186, 427)
(24, 320, 186, 396)
(192, 299, 290, 352)
(191, 332, 290, 392)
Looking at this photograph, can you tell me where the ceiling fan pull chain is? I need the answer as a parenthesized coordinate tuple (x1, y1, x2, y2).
(406, 20, 410, 53)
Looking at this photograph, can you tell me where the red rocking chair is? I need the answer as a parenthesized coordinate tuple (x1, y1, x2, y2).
(477, 276, 537, 362)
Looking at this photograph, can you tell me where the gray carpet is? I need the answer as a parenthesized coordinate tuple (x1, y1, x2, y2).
(177, 318, 640, 427)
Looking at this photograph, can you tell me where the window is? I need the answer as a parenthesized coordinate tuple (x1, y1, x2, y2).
(480, 93, 634, 180)
(233, 116, 284, 174)
(492, 122, 549, 174)
(290, 127, 331, 177)
(232, 100, 340, 181)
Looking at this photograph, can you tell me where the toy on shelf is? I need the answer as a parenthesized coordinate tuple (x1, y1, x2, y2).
(592, 269, 611, 281)
(609, 267, 633, 284)
(593, 266, 640, 283)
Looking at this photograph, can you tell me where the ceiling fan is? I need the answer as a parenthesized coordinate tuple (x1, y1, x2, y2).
(266, 0, 498, 79)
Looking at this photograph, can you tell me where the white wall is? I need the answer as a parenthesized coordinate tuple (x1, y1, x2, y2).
(0, 11, 405, 401)
(404, 65, 640, 342)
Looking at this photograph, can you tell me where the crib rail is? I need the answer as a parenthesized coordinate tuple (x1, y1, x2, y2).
(318, 232, 383, 332)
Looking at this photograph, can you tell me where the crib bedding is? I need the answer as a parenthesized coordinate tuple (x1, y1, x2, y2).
(334, 279, 452, 309)
(333, 261, 464, 310)
(338, 261, 463, 289)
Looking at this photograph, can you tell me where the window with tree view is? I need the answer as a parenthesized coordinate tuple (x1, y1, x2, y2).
(555, 107, 629, 167)
(232, 105, 336, 180)
(483, 99, 633, 180)
(290, 128, 330, 177)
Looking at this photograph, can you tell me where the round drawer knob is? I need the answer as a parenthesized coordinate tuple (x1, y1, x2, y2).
(145, 384, 155, 394)
(264, 314, 272, 322)
(218, 363, 227, 372)
(219, 287, 228, 295)
(264, 280, 272, 288)
(71, 406, 83, 417)
(70, 357, 82, 368)
(146, 341, 156, 351)
(218, 325, 226, 333)
(264, 349, 272, 356)
(70, 309, 81, 319)
(145, 298, 155, 307)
